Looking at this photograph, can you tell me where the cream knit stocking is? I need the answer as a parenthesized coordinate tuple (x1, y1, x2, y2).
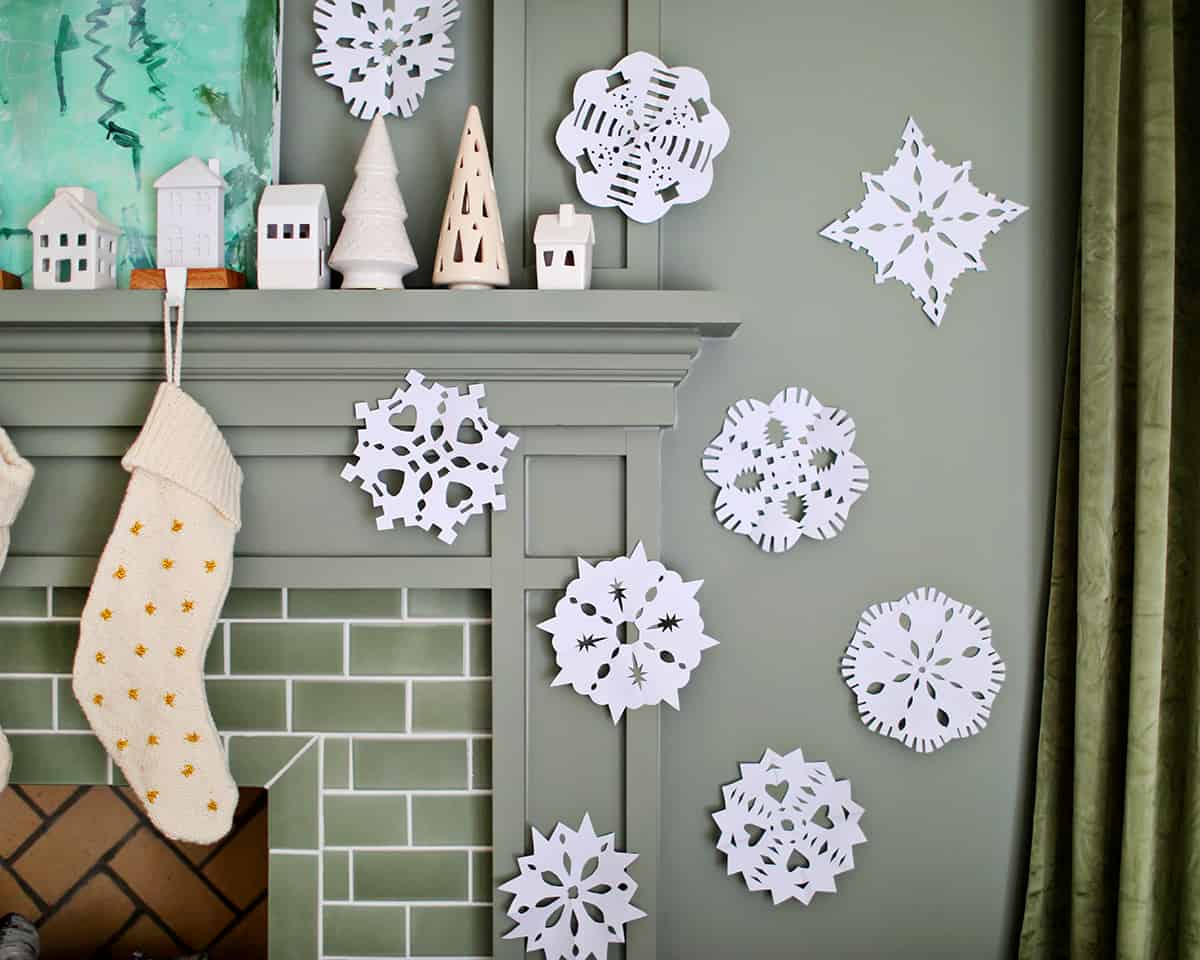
(74, 328, 243, 842)
(0, 429, 35, 794)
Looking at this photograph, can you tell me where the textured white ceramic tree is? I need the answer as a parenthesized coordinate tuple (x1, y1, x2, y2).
(329, 116, 418, 289)
(432, 105, 509, 289)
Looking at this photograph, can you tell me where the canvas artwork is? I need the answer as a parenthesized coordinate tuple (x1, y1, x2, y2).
(0, 0, 282, 286)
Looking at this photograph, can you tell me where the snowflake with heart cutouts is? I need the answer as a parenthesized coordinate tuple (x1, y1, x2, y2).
(841, 587, 1005, 753)
(538, 543, 717, 723)
(713, 747, 866, 906)
(500, 813, 645, 960)
(313, 0, 461, 119)
(701, 386, 869, 553)
(340, 370, 518, 544)
(555, 51, 730, 224)
(820, 117, 1027, 326)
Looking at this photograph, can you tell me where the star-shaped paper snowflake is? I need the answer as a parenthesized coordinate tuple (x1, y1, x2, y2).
(820, 117, 1027, 327)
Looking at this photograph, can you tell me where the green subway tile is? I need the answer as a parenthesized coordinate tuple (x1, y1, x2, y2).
(221, 588, 283, 619)
(292, 681, 406, 733)
(270, 854, 318, 960)
(9, 734, 106, 784)
(55, 679, 88, 731)
(468, 624, 491, 677)
(411, 795, 490, 847)
(472, 740, 491, 790)
(269, 742, 319, 850)
(411, 680, 491, 733)
(323, 850, 349, 901)
(350, 624, 464, 676)
(406, 589, 490, 620)
(228, 736, 311, 787)
(0, 678, 52, 730)
(410, 905, 490, 957)
(354, 739, 467, 790)
(323, 738, 350, 788)
(0, 621, 78, 673)
(288, 589, 404, 620)
(471, 851, 492, 903)
(324, 794, 408, 846)
(0, 588, 47, 617)
(206, 679, 287, 731)
(50, 587, 88, 617)
(355, 850, 468, 902)
(229, 622, 342, 676)
(324, 905, 407, 957)
(204, 628, 225, 675)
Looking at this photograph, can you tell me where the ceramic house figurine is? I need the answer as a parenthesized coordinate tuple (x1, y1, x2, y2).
(155, 157, 226, 269)
(257, 185, 332, 289)
(534, 204, 595, 289)
(27, 187, 121, 290)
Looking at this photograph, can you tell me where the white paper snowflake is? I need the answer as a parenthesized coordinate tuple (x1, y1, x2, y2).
(340, 370, 518, 544)
(713, 747, 866, 906)
(500, 813, 645, 960)
(701, 387, 869, 552)
(554, 51, 730, 224)
(313, 0, 461, 119)
(820, 117, 1027, 326)
(841, 587, 1005, 753)
(538, 543, 717, 723)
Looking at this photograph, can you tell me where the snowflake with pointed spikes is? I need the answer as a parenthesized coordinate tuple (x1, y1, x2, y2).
(820, 117, 1027, 326)
(340, 370, 518, 544)
(500, 813, 645, 960)
(841, 587, 1004, 753)
(702, 386, 869, 553)
(713, 747, 866, 906)
(539, 543, 717, 723)
(313, 0, 460, 120)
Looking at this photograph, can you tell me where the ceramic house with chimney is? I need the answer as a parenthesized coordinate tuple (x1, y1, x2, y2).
(257, 185, 332, 289)
(27, 187, 122, 290)
(154, 157, 227, 269)
(534, 203, 595, 289)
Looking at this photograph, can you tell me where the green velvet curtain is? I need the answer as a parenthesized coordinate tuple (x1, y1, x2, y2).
(1019, 0, 1199, 957)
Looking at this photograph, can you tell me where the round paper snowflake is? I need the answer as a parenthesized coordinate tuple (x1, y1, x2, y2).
(701, 386, 869, 552)
(340, 370, 518, 544)
(500, 813, 645, 960)
(841, 587, 1005, 752)
(313, 0, 461, 119)
(554, 51, 730, 224)
(713, 747, 866, 906)
(820, 117, 1027, 327)
(538, 543, 717, 723)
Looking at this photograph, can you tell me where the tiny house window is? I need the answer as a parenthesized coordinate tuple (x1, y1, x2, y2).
(107, 239, 115, 253)
(56, 259, 71, 283)
(110, 263, 116, 279)
(283, 224, 294, 239)
(58, 233, 68, 247)
(565, 250, 576, 267)
(77, 233, 87, 246)
(41, 259, 50, 273)
(543, 250, 554, 267)
(267, 224, 278, 239)
(40, 235, 49, 249)
(77, 259, 88, 271)
(299, 223, 311, 239)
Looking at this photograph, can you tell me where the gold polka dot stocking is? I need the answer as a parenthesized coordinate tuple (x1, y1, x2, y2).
(0, 427, 36, 795)
(73, 383, 242, 843)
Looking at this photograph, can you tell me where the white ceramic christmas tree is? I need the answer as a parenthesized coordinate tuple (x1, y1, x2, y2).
(432, 105, 509, 289)
(329, 115, 418, 289)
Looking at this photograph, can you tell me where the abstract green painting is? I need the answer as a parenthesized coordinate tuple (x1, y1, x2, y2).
(0, 0, 281, 286)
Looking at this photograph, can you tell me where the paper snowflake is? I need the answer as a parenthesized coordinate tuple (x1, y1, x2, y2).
(713, 747, 866, 906)
(313, 0, 461, 119)
(701, 386, 869, 552)
(554, 51, 730, 224)
(340, 370, 518, 544)
(538, 543, 717, 723)
(820, 117, 1027, 326)
(500, 813, 645, 960)
(841, 587, 1004, 752)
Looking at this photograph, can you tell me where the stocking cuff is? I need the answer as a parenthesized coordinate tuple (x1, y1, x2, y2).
(122, 384, 243, 528)
(0, 427, 35, 529)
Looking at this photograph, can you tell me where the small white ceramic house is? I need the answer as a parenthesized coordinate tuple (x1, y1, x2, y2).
(27, 187, 122, 290)
(155, 157, 226, 269)
(257, 185, 332, 289)
(534, 203, 595, 290)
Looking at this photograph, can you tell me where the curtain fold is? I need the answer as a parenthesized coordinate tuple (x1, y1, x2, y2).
(1019, 0, 1199, 957)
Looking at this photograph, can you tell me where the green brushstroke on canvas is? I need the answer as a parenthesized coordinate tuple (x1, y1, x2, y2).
(54, 15, 81, 115)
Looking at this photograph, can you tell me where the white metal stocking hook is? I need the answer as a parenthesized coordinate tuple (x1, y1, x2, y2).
(162, 267, 188, 386)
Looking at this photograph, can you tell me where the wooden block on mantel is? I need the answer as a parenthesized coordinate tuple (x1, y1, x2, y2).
(0, 270, 22, 290)
(129, 268, 247, 290)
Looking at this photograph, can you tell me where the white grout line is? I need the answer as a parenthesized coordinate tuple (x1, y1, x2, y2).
(462, 623, 470, 676)
(44, 586, 53, 618)
(51, 679, 59, 731)
(406, 798, 414, 849)
(405, 905, 411, 960)
(0, 674, 490, 684)
(466, 738, 473, 791)
(405, 680, 413, 733)
(270, 848, 321, 857)
(343, 621, 351, 677)
(318, 736, 325, 960)
(322, 845, 494, 853)
(348, 849, 355, 901)
(285, 679, 293, 732)
(321, 900, 488, 908)
(223, 621, 231, 674)
(401, 587, 408, 620)
(322, 789, 493, 797)
(263, 735, 319, 790)
(281, 586, 289, 618)
(466, 852, 473, 902)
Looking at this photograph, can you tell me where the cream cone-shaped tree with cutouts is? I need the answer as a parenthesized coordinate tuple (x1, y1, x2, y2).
(329, 115, 418, 289)
(432, 105, 509, 289)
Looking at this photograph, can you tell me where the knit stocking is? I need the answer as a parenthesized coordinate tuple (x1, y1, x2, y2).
(74, 372, 243, 843)
(0, 429, 35, 794)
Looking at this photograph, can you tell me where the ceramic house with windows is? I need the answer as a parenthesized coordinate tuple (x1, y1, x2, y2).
(155, 157, 226, 269)
(534, 203, 595, 289)
(27, 187, 122, 290)
(257, 185, 332, 289)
